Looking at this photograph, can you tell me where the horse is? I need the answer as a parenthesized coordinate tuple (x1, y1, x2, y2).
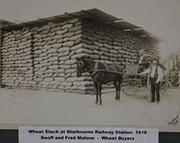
(76, 56, 125, 105)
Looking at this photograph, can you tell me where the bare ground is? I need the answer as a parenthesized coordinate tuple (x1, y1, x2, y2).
(0, 87, 179, 132)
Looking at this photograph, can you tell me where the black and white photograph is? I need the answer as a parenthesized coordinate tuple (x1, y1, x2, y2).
(0, 0, 180, 137)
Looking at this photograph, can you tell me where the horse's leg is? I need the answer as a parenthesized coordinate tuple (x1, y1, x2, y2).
(114, 81, 118, 100)
(94, 82, 98, 104)
(117, 80, 121, 101)
(98, 83, 102, 105)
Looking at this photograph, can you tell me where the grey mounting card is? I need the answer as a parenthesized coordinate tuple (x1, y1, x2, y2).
(0, 0, 179, 133)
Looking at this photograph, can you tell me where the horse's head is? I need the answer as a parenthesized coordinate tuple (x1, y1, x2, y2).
(76, 57, 86, 77)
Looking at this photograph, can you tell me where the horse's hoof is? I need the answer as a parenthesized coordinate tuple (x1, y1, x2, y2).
(115, 98, 120, 102)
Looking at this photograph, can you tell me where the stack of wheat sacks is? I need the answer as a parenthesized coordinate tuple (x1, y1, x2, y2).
(2, 28, 34, 88)
(2, 18, 94, 93)
(79, 21, 158, 91)
(31, 18, 93, 93)
(1, 18, 159, 94)
(81, 20, 158, 65)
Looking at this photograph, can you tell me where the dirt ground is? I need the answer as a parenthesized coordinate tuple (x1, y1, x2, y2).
(0, 87, 179, 132)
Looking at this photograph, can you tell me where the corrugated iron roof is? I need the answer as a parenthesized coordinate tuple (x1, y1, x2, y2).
(0, 19, 15, 26)
(0, 8, 159, 42)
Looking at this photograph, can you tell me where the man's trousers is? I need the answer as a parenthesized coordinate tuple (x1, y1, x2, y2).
(150, 77, 160, 102)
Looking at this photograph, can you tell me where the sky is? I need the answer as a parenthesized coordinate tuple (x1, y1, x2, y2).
(0, 0, 180, 60)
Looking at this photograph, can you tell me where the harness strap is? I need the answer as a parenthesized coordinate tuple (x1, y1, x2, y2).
(104, 63, 109, 71)
(84, 61, 123, 77)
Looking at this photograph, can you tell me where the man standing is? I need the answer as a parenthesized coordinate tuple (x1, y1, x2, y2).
(139, 59, 164, 103)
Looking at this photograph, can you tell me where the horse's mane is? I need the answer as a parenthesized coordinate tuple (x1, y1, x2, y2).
(81, 56, 94, 61)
